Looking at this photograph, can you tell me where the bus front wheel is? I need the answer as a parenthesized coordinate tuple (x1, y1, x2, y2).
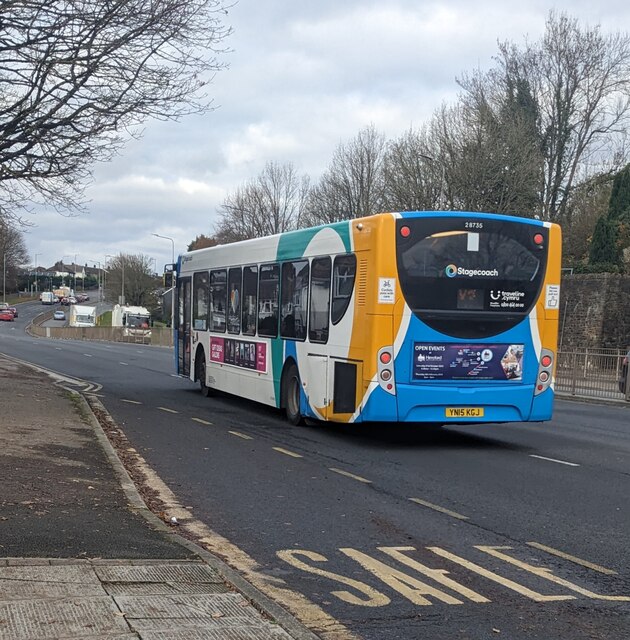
(196, 352, 211, 398)
(283, 363, 304, 426)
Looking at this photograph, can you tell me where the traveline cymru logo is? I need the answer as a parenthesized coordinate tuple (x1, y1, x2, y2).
(445, 264, 499, 278)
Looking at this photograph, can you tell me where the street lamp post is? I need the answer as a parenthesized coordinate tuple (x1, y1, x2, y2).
(152, 233, 175, 328)
(2, 252, 5, 304)
(34, 253, 41, 293)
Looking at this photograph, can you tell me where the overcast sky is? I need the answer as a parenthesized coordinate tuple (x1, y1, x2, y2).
(24, 0, 630, 272)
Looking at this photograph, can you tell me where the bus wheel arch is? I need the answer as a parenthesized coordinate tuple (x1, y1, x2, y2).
(281, 360, 304, 426)
(195, 346, 211, 397)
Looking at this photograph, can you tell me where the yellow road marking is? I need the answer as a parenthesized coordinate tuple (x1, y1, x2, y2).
(527, 542, 617, 576)
(329, 468, 372, 484)
(428, 547, 574, 602)
(229, 430, 253, 440)
(273, 447, 303, 458)
(477, 546, 630, 601)
(341, 548, 463, 605)
(378, 547, 490, 603)
(157, 406, 179, 413)
(409, 498, 469, 521)
(121, 399, 142, 405)
(277, 550, 389, 607)
(191, 417, 214, 426)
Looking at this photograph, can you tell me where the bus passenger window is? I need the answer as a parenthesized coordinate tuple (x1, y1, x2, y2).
(193, 271, 209, 331)
(210, 270, 227, 332)
(331, 254, 356, 325)
(309, 257, 331, 343)
(228, 267, 242, 335)
(242, 265, 258, 336)
(258, 264, 279, 337)
(281, 260, 309, 341)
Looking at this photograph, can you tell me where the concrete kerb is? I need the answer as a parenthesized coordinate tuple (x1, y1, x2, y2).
(5, 355, 321, 640)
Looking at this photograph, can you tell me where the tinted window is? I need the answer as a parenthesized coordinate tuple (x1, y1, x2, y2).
(396, 216, 548, 338)
(309, 257, 331, 343)
(227, 267, 242, 334)
(210, 270, 227, 333)
(258, 264, 279, 337)
(331, 254, 356, 325)
(192, 271, 209, 331)
(242, 265, 258, 336)
(281, 260, 309, 340)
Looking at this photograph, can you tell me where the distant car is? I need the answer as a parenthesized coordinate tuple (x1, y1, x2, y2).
(60, 297, 70, 305)
(619, 350, 629, 395)
(53, 310, 66, 321)
(7, 305, 17, 318)
(0, 309, 15, 322)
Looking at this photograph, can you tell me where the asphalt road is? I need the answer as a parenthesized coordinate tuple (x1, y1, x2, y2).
(2, 300, 630, 640)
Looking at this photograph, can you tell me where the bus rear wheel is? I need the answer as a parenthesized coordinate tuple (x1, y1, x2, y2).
(197, 352, 211, 398)
(283, 363, 304, 426)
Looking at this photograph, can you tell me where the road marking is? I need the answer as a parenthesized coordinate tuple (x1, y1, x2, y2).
(121, 399, 142, 405)
(341, 548, 463, 605)
(477, 546, 630, 601)
(278, 550, 390, 607)
(157, 406, 179, 414)
(329, 468, 372, 484)
(229, 430, 253, 440)
(119, 362, 128, 366)
(428, 547, 574, 602)
(273, 447, 303, 458)
(83, 353, 93, 357)
(378, 547, 490, 603)
(191, 417, 214, 426)
(527, 542, 617, 576)
(409, 498, 469, 521)
(529, 454, 579, 467)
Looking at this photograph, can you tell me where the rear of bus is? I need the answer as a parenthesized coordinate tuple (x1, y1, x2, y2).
(374, 212, 561, 424)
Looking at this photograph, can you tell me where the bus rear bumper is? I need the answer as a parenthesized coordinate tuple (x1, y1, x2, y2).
(394, 383, 552, 423)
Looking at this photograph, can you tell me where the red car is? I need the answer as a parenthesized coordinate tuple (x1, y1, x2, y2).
(7, 305, 17, 318)
(0, 309, 14, 322)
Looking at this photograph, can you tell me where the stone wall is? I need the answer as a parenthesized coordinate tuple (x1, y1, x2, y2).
(559, 273, 630, 350)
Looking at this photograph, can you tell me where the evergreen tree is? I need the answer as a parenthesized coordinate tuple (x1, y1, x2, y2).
(589, 216, 619, 268)
(607, 164, 630, 222)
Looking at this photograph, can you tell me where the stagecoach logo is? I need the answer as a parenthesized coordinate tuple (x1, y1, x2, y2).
(445, 264, 499, 278)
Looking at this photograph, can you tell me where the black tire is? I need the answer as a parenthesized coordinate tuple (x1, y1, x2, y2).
(196, 351, 211, 398)
(283, 363, 304, 425)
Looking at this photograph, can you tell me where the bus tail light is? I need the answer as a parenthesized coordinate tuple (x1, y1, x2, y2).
(535, 349, 554, 396)
(377, 346, 396, 395)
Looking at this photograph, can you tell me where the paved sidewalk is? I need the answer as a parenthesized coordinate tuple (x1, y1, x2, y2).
(0, 356, 316, 640)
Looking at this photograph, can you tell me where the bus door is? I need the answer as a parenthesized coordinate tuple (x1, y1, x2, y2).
(177, 276, 191, 377)
(327, 357, 363, 420)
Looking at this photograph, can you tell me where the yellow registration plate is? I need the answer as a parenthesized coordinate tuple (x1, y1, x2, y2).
(445, 407, 485, 418)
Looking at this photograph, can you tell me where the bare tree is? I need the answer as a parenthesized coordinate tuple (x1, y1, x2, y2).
(0, 222, 28, 294)
(303, 125, 386, 225)
(493, 12, 630, 221)
(187, 234, 219, 251)
(105, 253, 155, 306)
(382, 126, 443, 212)
(215, 162, 310, 242)
(0, 0, 231, 224)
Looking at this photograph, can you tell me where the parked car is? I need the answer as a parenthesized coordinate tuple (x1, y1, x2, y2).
(619, 350, 629, 395)
(7, 305, 17, 318)
(0, 309, 15, 322)
(53, 310, 66, 321)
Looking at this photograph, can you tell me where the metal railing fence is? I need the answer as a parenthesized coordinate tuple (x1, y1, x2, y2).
(556, 348, 628, 402)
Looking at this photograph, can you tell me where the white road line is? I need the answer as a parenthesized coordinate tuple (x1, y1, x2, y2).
(157, 407, 179, 414)
(529, 454, 580, 467)
(329, 468, 372, 484)
(527, 542, 617, 575)
(229, 431, 253, 440)
(83, 354, 93, 357)
(121, 399, 142, 405)
(409, 497, 469, 521)
(273, 447, 303, 458)
(191, 417, 213, 426)
(119, 362, 128, 366)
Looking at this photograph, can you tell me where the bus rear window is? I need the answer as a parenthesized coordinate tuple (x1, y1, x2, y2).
(396, 217, 548, 338)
